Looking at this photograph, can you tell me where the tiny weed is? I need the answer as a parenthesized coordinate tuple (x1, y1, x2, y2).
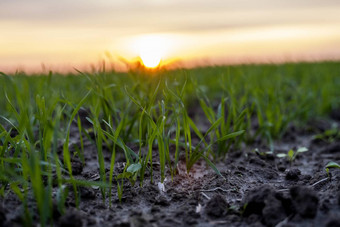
(277, 147, 308, 165)
(313, 128, 340, 144)
(325, 161, 340, 177)
(116, 163, 142, 186)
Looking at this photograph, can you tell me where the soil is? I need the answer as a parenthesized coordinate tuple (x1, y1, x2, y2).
(1, 109, 340, 227)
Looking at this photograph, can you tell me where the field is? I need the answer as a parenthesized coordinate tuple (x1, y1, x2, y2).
(0, 62, 340, 226)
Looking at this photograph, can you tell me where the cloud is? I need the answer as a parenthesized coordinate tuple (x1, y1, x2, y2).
(1, 0, 339, 22)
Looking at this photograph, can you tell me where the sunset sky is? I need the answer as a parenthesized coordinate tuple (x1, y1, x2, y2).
(1, 0, 340, 72)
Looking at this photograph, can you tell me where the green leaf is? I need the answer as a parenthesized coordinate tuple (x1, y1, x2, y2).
(116, 172, 133, 180)
(297, 147, 308, 153)
(127, 163, 142, 173)
(199, 99, 214, 123)
(205, 117, 222, 136)
(216, 130, 245, 142)
(201, 154, 226, 181)
(276, 153, 287, 158)
(188, 117, 204, 142)
(64, 179, 110, 188)
(325, 161, 340, 169)
(288, 149, 294, 159)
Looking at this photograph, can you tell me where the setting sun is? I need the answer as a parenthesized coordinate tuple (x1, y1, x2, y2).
(140, 51, 161, 68)
(138, 35, 165, 68)
(133, 34, 173, 68)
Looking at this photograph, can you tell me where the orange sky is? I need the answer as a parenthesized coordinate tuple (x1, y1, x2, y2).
(1, 0, 340, 73)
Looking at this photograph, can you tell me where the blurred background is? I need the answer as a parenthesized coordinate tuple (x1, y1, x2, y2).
(1, 0, 340, 72)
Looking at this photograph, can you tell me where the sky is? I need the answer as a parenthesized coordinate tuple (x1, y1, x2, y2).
(1, 0, 340, 72)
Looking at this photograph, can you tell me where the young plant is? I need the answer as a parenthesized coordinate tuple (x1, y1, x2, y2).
(277, 147, 308, 165)
(325, 161, 340, 178)
(313, 128, 340, 144)
(116, 163, 142, 186)
(62, 90, 92, 207)
(117, 181, 123, 203)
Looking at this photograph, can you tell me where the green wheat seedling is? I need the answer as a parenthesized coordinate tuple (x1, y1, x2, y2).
(0, 62, 339, 225)
(63, 90, 92, 207)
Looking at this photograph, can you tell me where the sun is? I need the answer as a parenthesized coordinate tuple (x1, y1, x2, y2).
(140, 50, 161, 68)
(136, 35, 169, 68)
(121, 33, 179, 68)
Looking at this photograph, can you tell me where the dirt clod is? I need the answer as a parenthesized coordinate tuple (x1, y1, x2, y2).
(3, 116, 340, 226)
(330, 108, 340, 121)
(321, 142, 340, 154)
(242, 186, 289, 226)
(0, 204, 6, 225)
(290, 186, 319, 218)
(205, 194, 228, 218)
(58, 209, 83, 227)
(79, 186, 96, 200)
(263, 194, 288, 226)
(243, 186, 274, 217)
(285, 168, 301, 181)
(325, 215, 340, 227)
(154, 195, 170, 206)
(71, 159, 83, 175)
(129, 214, 149, 227)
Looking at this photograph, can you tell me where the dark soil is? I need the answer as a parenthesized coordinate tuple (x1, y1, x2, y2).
(1, 112, 340, 227)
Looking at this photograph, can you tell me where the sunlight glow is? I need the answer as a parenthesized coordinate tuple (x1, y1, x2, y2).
(134, 34, 173, 68)
(140, 50, 161, 68)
